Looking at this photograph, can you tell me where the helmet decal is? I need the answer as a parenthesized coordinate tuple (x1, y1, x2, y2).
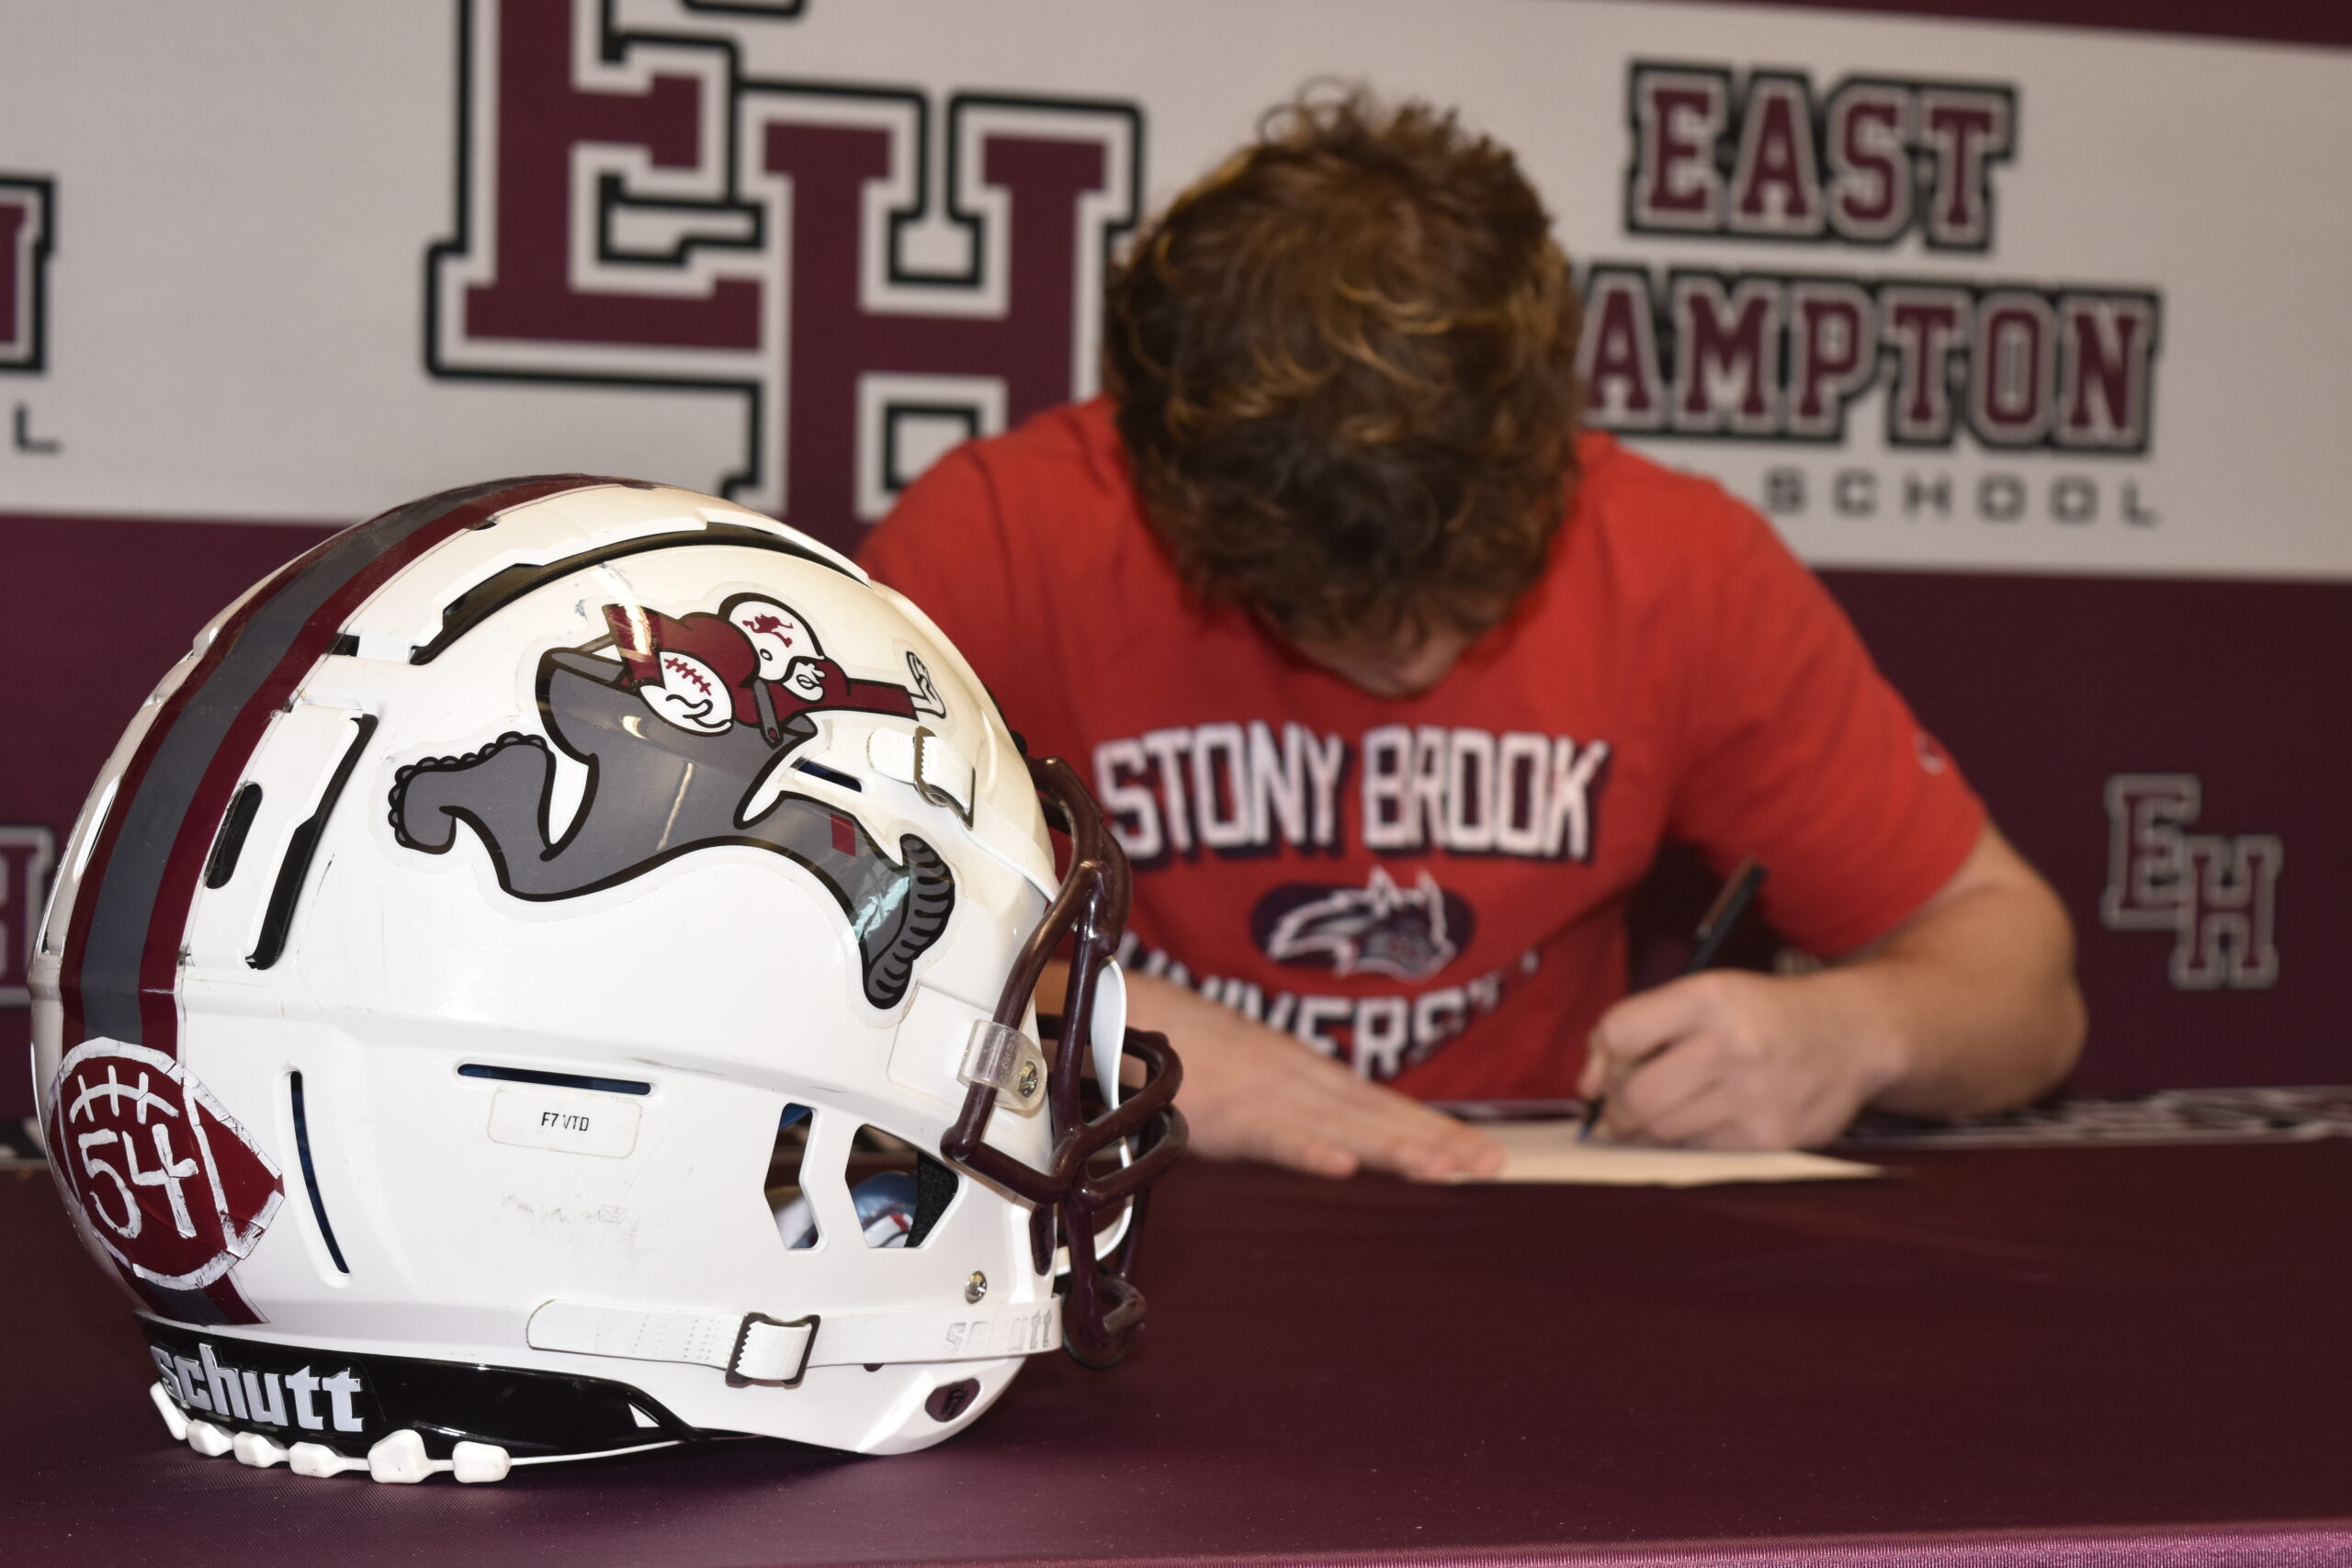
(45, 1042, 286, 1301)
(389, 595, 955, 1009)
(605, 592, 946, 743)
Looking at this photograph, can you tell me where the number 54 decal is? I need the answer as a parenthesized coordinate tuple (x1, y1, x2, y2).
(45, 1042, 285, 1292)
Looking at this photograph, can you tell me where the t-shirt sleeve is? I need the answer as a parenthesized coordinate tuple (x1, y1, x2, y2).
(856, 445, 1063, 750)
(1666, 495, 1985, 957)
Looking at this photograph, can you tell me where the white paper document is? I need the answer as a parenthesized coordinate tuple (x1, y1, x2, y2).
(1438, 1120, 1883, 1187)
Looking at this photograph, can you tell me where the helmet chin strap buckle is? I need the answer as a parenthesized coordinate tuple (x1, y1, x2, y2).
(726, 1313, 820, 1388)
(869, 725, 976, 825)
(911, 727, 973, 824)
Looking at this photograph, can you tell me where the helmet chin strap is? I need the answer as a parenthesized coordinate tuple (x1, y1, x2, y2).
(525, 1295, 1065, 1389)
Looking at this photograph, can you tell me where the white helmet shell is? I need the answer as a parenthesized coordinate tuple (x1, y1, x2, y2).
(29, 478, 1183, 1483)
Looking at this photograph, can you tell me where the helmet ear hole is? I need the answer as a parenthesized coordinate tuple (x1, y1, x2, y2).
(909, 1152, 959, 1247)
(766, 1104, 821, 1250)
(842, 1126, 959, 1248)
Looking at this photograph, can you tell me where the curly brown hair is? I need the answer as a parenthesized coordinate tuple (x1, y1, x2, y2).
(1103, 89, 1583, 647)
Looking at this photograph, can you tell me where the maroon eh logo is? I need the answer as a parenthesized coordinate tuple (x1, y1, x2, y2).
(2101, 773, 2282, 990)
(425, 0, 1139, 556)
(0, 825, 55, 1007)
(45, 1042, 286, 1293)
(0, 175, 51, 373)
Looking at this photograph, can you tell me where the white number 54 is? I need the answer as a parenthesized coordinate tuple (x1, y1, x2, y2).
(77, 1124, 200, 1240)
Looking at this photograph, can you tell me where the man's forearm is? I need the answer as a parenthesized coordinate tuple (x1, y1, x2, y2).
(1588, 822, 2086, 1148)
(1811, 829, 2086, 1119)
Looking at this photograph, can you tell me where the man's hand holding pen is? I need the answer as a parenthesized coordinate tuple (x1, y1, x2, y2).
(1577, 969, 1906, 1151)
(1578, 858, 1901, 1152)
(1577, 856, 1890, 1152)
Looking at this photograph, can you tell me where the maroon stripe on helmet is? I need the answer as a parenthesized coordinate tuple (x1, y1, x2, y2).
(58, 476, 611, 1057)
(54, 550, 306, 1051)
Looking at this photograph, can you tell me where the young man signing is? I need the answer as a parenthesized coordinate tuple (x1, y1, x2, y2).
(862, 93, 2084, 1179)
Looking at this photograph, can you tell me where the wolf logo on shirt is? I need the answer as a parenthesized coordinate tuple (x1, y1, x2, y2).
(389, 594, 953, 1009)
(1253, 867, 1474, 981)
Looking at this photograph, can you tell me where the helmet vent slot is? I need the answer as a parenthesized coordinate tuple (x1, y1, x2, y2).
(288, 1072, 350, 1275)
(791, 758, 862, 792)
(457, 1063, 650, 1096)
(768, 1104, 821, 1250)
(203, 784, 264, 889)
(248, 713, 377, 970)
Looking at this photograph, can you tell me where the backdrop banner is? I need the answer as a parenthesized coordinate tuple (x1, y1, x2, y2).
(4, 0, 2346, 1115)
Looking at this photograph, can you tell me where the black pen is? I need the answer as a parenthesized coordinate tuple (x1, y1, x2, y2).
(1579, 857, 1769, 1142)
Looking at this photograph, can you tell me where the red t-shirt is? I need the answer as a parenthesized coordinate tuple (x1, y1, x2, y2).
(861, 400, 1984, 1100)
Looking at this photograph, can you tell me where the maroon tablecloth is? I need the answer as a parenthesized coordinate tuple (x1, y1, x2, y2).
(3, 1141, 2347, 1566)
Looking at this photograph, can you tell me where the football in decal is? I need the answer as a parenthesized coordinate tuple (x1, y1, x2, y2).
(644, 649, 734, 734)
(45, 1042, 285, 1291)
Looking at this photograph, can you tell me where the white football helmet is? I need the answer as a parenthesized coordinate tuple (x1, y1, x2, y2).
(28, 477, 1184, 1484)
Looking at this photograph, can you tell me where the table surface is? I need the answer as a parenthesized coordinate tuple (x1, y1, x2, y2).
(4, 1139, 2348, 1567)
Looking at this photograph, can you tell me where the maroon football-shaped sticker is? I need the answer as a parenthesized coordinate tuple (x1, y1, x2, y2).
(46, 1043, 285, 1292)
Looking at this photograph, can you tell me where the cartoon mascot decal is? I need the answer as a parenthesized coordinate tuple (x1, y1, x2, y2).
(389, 593, 956, 1009)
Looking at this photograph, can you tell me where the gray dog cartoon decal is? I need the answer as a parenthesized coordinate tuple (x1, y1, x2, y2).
(389, 594, 955, 1009)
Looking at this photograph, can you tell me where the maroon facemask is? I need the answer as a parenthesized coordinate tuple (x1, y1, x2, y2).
(940, 755, 1187, 1367)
